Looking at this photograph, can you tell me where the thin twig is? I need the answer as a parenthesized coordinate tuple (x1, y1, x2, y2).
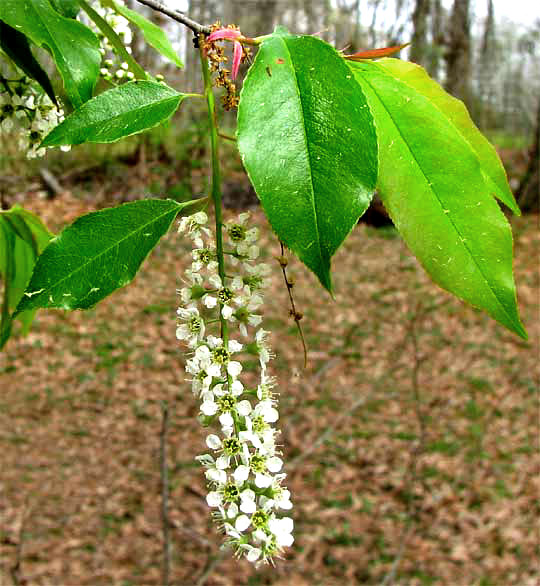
(218, 131, 237, 142)
(288, 392, 370, 470)
(195, 549, 228, 586)
(160, 401, 171, 586)
(380, 301, 429, 586)
(278, 242, 308, 368)
(10, 502, 30, 586)
(134, 0, 211, 35)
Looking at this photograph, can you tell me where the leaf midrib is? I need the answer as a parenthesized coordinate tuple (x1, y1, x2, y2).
(280, 37, 325, 272)
(360, 72, 515, 325)
(21, 202, 179, 308)
(47, 89, 181, 145)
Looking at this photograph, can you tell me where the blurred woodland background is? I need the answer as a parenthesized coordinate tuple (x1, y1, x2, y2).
(1, 1, 539, 585)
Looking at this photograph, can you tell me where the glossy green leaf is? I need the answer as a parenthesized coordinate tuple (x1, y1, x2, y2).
(238, 30, 377, 292)
(42, 81, 185, 146)
(0, 0, 100, 107)
(15, 198, 195, 314)
(0, 206, 53, 347)
(350, 61, 526, 339)
(0, 21, 57, 105)
(101, 0, 184, 68)
(49, 0, 80, 18)
(0, 206, 53, 306)
(376, 58, 520, 215)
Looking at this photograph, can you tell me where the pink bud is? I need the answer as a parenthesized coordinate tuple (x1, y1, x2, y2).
(232, 41, 243, 80)
(207, 28, 241, 42)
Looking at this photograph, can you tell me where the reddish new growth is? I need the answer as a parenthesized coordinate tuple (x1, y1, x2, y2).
(203, 23, 251, 111)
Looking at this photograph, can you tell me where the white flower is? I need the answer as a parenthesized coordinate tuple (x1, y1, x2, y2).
(268, 516, 294, 548)
(179, 210, 294, 562)
(176, 306, 205, 347)
(253, 399, 279, 424)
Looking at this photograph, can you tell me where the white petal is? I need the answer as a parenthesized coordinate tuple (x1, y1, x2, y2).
(236, 400, 252, 416)
(231, 380, 244, 396)
(266, 456, 283, 473)
(280, 517, 294, 533)
(216, 455, 230, 470)
(221, 305, 234, 319)
(206, 434, 221, 450)
(263, 407, 279, 423)
(235, 515, 250, 532)
(233, 465, 250, 483)
(219, 412, 234, 428)
(193, 211, 208, 225)
(203, 295, 217, 308)
(277, 532, 294, 547)
(241, 488, 256, 502)
(240, 499, 256, 514)
(207, 363, 222, 378)
(246, 547, 261, 563)
(228, 339, 243, 353)
(206, 468, 226, 484)
(255, 473, 272, 488)
(227, 503, 239, 518)
(200, 401, 218, 416)
(279, 499, 293, 510)
(207, 335, 222, 348)
(227, 361, 242, 377)
(206, 491, 222, 507)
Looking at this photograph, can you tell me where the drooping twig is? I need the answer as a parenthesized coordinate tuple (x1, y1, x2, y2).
(195, 549, 228, 586)
(160, 401, 171, 586)
(134, 0, 211, 35)
(278, 242, 308, 368)
(380, 301, 430, 586)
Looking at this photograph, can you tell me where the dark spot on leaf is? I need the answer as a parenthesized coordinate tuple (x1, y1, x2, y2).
(276, 58, 285, 64)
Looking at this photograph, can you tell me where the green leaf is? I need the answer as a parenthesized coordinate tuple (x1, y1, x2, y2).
(238, 30, 378, 292)
(0, 206, 54, 346)
(101, 0, 183, 68)
(49, 0, 80, 18)
(350, 61, 527, 339)
(42, 81, 186, 146)
(0, 21, 58, 105)
(376, 58, 520, 215)
(0, 0, 101, 107)
(0, 206, 53, 306)
(15, 198, 196, 314)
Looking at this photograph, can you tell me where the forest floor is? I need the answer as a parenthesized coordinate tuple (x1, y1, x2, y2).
(1, 191, 538, 586)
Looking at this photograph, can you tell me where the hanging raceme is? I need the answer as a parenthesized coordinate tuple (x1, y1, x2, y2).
(177, 211, 294, 564)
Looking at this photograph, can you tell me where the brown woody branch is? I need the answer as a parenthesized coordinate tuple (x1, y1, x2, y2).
(134, 0, 211, 35)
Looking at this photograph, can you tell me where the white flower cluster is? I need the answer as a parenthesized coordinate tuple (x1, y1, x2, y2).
(177, 211, 294, 564)
(0, 79, 69, 158)
(87, 1, 134, 82)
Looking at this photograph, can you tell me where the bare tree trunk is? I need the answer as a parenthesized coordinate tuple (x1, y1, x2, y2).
(409, 0, 430, 67)
(516, 100, 540, 213)
(444, 0, 472, 108)
(427, 0, 445, 80)
(478, 0, 496, 129)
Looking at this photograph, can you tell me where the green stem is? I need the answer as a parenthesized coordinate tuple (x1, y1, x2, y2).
(199, 38, 228, 346)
